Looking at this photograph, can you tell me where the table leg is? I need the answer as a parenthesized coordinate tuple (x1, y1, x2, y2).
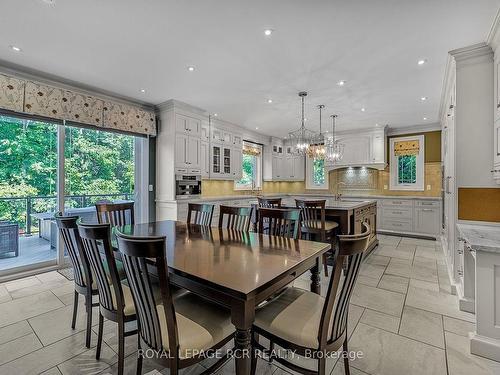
(310, 257, 321, 294)
(231, 300, 255, 375)
(339, 212, 351, 235)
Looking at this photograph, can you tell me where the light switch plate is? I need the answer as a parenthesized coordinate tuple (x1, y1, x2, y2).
(383, 184, 388, 190)
(148, 184, 154, 192)
(426, 184, 431, 191)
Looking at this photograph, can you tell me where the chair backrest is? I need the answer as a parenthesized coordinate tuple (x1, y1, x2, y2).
(257, 197, 282, 208)
(115, 231, 178, 356)
(295, 199, 326, 231)
(186, 203, 214, 226)
(257, 208, 301, 239)
(95, 202, 135, 227)
(318, 222, 371, 348)
(54, 213, 91, 290)
(218, 205, 253, 231)
(77, 221, 125, 314)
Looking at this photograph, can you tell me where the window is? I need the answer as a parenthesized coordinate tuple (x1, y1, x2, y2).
(235, 141, 262, 190)
(306, 157, 328, 189)
(390, 135, 424, 191)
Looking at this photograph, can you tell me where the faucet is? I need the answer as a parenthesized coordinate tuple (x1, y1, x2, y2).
(334, 182, 346, 201)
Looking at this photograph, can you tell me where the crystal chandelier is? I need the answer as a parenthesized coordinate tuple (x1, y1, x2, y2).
(288, 91, 316, 155)
(325, 114, 345, 163)
(306, 104, 326, 159)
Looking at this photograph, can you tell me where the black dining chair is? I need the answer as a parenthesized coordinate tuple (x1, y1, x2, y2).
(55, 213, 98, 348)
(186, 203, 215, 226)
(251, 223, 371, 375)
(77, 220, 137, 375)
(115, 230, 235, 375)
(218, 205, 253, 231)
(257, 197, 282, 208)
(257, 208, 301, 239)
(96, 201, 135, 226)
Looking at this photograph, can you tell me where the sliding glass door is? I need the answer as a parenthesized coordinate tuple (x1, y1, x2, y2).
(0, 115, 59, 273)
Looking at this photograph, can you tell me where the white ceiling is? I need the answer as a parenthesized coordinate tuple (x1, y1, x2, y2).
(1, 0, 499, 136)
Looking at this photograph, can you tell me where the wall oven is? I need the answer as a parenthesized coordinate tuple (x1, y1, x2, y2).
(176, 175, 202, 196)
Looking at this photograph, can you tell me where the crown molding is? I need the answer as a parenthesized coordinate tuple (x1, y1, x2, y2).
(487, 7, 500, 51)
(387, 123, 440, 136)
(0, 60, 154, 110)
(449, 42, 493, 62)
(156, 99, 207, 116)
(438, 54, 456, 122)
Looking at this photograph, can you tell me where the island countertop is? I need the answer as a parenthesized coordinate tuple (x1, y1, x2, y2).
(456, 222, 500, 254)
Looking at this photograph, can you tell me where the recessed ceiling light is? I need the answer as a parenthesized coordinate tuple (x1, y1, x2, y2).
(375, 123, 379, 126)
(421, 96, 427, 101)
(264, 29, 273, 36)
(423, 117, 428, 121)
(361, 108, 366, 112)
(417, 59, 427, 65)
(187, 66, 195, 72)
(304, 118, 307, 122)
(255, 127, 259, 130)
(10, 45, 22, 52)
(337, 80, 346, 86)
(140, 88, 146, 93)
(41, 0, 56, 5)
(267, 99, 273, 103)
(213, 113, 218, 117)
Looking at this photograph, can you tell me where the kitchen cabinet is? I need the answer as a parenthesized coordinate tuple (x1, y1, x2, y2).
(495, 54, 500, 122)
(414, 203, 441, 237)
(175, 113, 201, 137)
(175, 133, 200, 170)
(232, 134, 243, 147)
(210, 144, 235, 179)
(201, 123, 210, 142)
(231, 147, 243, 180)
(200, 141, 210, 178)
(265, 145, 304, 181)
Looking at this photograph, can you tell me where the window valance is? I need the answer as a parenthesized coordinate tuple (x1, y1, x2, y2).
(0, 73, 156, 136)
(394, 139, 420, 156)
(242, 143, 261, 156)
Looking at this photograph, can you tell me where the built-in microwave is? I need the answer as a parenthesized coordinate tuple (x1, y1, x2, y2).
(175, 175, 202, 196)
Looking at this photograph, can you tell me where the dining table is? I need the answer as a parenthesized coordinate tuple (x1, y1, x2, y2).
(115, 220, 331, 375)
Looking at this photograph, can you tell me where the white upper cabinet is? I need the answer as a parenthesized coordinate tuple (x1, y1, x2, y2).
(201, 122, 210, 142)
(175, 133, 200, 170)
(231, 147, 243, 180)
(200, 141, 210, 178)
(495, 54, 500, 122)
(325, 126, 387, 169)
(176, 113, 201, 136)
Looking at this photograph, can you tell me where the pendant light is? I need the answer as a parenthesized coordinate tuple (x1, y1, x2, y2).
(288, 91, 316, 155)
(325, 114, 344, 163)
(306, 105, 326, 159)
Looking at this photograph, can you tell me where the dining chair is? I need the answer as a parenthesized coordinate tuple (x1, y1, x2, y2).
(257, 208, 301, 239)
(77, 220, 137, 375)
(257, 197, 282, 208)
(218, 205, 254, 231)
(115, 230, 235, 375)
(95, 201, 135, 226)
(251, 223, 371, 375)
(295, 199, 339, 276)
(186, 203, 214, 226)
(55, 213, 98, 348)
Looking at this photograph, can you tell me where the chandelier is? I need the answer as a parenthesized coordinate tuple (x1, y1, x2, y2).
(288, 91, 316, 155)
(324, 114, 345, 163)
(306, 104, 326, 159)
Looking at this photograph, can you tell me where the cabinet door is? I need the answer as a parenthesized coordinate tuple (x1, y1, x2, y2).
(186, 136, 200, 169)
(201, 124, 210, 142)
(211, 128, 224, 143)
(495, 56, 500, 122)
(188, 117, 201, 137)
(175, 133, 188, 168)
(211, 144, 222, 177)
(233, 134, 242, 147)
(223, 147, 232, 175)
(293, 156, 305, 180)
(371, 134, 385, 163)
(222, 131, 232, 144)
(200, 141, 210, 178)
(414, 207, 440, 235)
(232, 147, 243, 180)
(336, 135, 371, 165)
(175, 114, 190, 134)
(494, 120, 500, 168)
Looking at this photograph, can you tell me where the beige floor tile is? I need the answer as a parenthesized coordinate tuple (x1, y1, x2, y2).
(332, 361, 370, 375)
(412, 256, 437, 270)
(400, 237, 437, 247)
(0, 320, 33, 345)
(348, 323, 447, 375)
(386, 259, 438, 283)
(4, 276, 42, 293)
(40, 367, 62, 375)
(92, 319, 138, 357)
(405, 286, 475, 322)
(377, 235, 401, 246)
(35, 271, 67, 284)
(364, 254, 390, 267)
(409, 278, 440, 292)
(9, 279, 73, 300)
(445, 331, 500, 375)
(0, 330, 96, 375)
(443, 316, 475, 337)
(0, 290, 64, 328)
(415, 246, 443, 260)
(347, 304, 365, 338)
(359, 264, 385, 281)
(359, 308, 400, 333)
(356, 275, 380, 287)
(399, 306, 444, 348)
(377, 274, 409, 294)
(373, 245, 415, 260)
(0, 333, 43, 366)
(385, 259, 411, 278)
(0, 286, 12, 304)
(29, 303, 100, 346)
(57, 343, 117, 375)
(351, 284, 405, 317)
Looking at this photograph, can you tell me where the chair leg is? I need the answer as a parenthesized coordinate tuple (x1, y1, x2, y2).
(343, 340, 351, 375)
(136, 336, 143, 375)
(323, 253, 329, 277)
(269, 341, 274, 363)
(96, 313, 104, 360)
(71, 291, 78, 329)
(85, 295, 92, 348)
(318, 357, 326, 375)
(118, 321, 125, 375)
(250, 332, 258, 375)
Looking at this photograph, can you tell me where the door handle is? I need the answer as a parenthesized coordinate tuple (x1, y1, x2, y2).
(445, 176, 452, 194)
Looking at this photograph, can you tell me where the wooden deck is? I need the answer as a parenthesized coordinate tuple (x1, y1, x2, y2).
(0, 236, 56, 271)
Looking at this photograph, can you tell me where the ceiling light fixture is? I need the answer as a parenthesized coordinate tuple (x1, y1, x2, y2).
(288, 91, 316, 156)
(267, 99, 273, 103)
(140, 89, 146, 93)
(255, 127, 259, 130)
(337, 80, 346, 86)
(361, 107, 366, 112)
(423, 117, 428, 121)
(10, 45, 22, 52)
(41, 0, 56, 5)
(417, 59, 427, 65)
(213, 113, 218, 117)
(325, 115, 344, 163)
(307, 105, 326, 159)
(264, 29, 273, 36)
(421, 96, 427, 101)
(187, 66, 195, 72)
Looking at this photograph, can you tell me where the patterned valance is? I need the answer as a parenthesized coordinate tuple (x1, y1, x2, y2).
(242, 143, 261, 156)
(394, 139, 420, 156)
(0, 73, 156, 136)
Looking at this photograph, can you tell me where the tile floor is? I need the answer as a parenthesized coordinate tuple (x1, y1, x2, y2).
(0, 235, 499, 374)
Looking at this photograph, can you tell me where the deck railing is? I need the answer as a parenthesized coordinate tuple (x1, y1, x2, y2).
(0, 193, 133, 235)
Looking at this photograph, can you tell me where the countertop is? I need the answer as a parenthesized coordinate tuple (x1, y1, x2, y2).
(456, 223, 500, 254)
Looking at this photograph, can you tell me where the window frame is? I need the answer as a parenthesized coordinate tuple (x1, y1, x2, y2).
(306, 157, 329, 190)
(389, 135, 425, 191)
(234, 142, 263, 191)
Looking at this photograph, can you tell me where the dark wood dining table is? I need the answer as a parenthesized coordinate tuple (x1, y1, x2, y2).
(115, 220, 331, 375)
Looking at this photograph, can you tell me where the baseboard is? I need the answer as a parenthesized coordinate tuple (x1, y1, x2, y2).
(470, 332, 500, 362)
(439, 238, 458, 296)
